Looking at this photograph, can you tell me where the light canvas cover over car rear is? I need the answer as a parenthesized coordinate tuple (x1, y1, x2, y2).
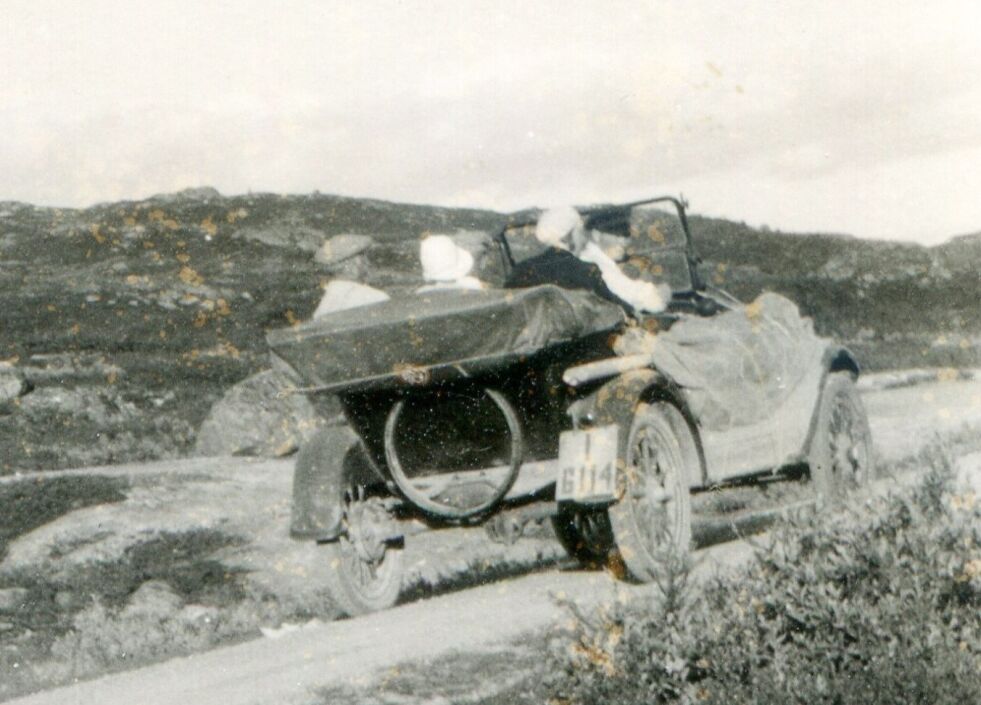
(267, 285, 624, 392)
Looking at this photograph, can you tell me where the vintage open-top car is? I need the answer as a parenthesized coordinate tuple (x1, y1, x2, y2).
(267, 196, 874, 616)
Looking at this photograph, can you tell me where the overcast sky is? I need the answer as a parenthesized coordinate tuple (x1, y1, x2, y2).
(2, 1, 981, 244)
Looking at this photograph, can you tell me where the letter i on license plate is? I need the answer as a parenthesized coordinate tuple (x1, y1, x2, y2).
(556, 425, 618, 503)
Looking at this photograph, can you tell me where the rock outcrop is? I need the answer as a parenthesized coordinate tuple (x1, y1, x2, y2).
(150, 186, 223, 203)
(0, 587, 29, 611)
(193, 369, 337, 458)
(0, 365, 28, 411)
(122, 580, 183, 619)
(313, 233, 375, 279)
(313, 233, 374, 266)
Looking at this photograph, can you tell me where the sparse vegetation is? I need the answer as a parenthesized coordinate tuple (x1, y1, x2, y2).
(0, 478, 567, 701)
(691, 215, 981, 370)
(0, 191, 503, 473)
(1, 190, 980, 702)
(544, 445, 981, 704)
(0, 476, 128, 559)
(0, 528, 292, 700)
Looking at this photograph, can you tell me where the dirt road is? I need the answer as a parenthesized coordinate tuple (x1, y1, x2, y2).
(863, 375, 981, 461)
(9, 542, 761, 705)
(8, 378, 981, 705)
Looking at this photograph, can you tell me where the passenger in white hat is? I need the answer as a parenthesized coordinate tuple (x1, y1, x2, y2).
(417, 235, 485, 292)
(506, 206, 670, 315)
(533, 206, 589, 253)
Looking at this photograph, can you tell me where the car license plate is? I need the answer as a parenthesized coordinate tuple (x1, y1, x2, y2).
(556, 425, 618, 503)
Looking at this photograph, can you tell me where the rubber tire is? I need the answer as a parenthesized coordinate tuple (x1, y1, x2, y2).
(551, 507, 614, 567)
(608, 402, 695, 582)
(809, 372, 874, 505)
(322, 500, 404, 617)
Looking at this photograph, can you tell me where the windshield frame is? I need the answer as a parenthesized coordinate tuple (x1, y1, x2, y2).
(492, 195, 703, 293)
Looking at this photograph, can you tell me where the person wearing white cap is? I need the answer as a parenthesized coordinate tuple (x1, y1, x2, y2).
(533, 206, 591, 253)
(506, 206, 670, 315)
(416, 235, 485, 292)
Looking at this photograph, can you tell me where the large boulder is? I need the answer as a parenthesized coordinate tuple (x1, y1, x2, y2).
(193, 369, 336, 458)
(122, 580, 183, 619)
(313, 233, 374, 266)
(0, 587, 29, 611)
(0, 365, 27, 411)
(313, 234, 375, 279)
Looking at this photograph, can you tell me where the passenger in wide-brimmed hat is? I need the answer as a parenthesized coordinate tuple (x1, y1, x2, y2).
(505, 206, 670, 314)
(416, 235, 485, 292)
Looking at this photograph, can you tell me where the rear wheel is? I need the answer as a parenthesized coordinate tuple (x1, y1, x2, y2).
(809, 372, 874, 504)
(608, 402, 695, 582)
(322, 486, 404, 617)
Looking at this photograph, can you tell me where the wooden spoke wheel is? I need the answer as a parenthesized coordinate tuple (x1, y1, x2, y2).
(810, 372, 874, 504)
(608, 402, 695, 582)
(323, 486, 404, 617)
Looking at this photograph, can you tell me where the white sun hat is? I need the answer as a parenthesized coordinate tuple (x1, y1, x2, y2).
(419, 235, 475, 282)
(535, 206, 584, 249)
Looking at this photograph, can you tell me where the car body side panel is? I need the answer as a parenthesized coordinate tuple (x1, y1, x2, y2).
(696, 350, 825, 480)
(267, 285, 623, 395)
(683, 344, 857, 481)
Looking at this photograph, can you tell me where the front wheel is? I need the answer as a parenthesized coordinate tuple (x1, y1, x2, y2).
(322, 486, 404, 617)
(809, 372, 874, 504)
(608, 402, 695, 582)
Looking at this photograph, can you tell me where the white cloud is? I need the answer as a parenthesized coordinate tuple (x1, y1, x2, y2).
(2, 0, 981, 243)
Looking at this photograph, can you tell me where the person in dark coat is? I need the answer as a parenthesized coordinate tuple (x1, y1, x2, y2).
(505, 245, 632, 309)
(505, 207, 668, 315)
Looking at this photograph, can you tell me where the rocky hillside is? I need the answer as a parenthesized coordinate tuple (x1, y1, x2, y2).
(0, 189, 501, 473)
(1, 188, 979, 473)
(690, 217, 981, 370)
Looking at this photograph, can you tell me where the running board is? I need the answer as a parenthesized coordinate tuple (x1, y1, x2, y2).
(693, 499, 815, 547)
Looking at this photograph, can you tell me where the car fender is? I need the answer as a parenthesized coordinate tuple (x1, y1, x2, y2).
(585, 368, 708, 487)
(801, 345, 862, 459)
(290, 425, 381, 541)
(825, 345, 861, 379)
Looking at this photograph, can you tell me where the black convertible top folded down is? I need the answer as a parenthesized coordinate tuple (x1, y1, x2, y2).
(267, 285, 624, 393)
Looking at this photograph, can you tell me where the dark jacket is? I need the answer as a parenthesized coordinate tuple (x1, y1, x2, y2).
(504, 248, 632, 311)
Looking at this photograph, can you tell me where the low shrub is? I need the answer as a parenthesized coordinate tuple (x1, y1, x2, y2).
(0, 476, 128, 559)
(546, 452, 981, 704)
(0, 529, 294, 699)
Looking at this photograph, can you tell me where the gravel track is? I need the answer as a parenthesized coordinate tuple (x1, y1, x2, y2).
(8, 378, 981, 705)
